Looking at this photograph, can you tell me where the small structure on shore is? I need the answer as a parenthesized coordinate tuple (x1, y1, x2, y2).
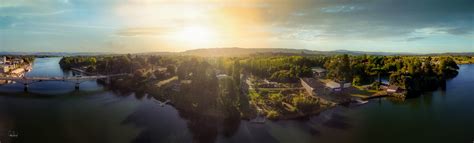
(0, 64, 13, 73)
(10, 68, 25, 76)
(11, 59, 24, 65)
(300, 78, 326, 96)
(216, 73, 230, 79)
(325, 80, 342, 92)
(387, 85, 401, 94)
(325, 80, 351, 92)
(311, 67, 327, 78)
(258, 79, 279, 88)
(0, 56, 6, 64)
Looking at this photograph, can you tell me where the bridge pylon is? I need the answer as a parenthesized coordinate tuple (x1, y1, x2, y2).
(24, 83, 28, 92)
(75, 82, 80, 90)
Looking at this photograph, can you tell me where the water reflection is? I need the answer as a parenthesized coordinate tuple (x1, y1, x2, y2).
(121, 95, 192, 143)
(1, 58, 473, 143)
(322, 113, 352, 129)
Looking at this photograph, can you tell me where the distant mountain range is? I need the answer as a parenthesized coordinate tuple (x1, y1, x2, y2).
(180, 48, 473, 57)
(0, 52, 116, 56)
(1, 48, 473, 57)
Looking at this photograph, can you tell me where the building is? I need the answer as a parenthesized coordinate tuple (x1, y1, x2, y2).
(258, 79, 279, 88)
(0, 56, 5, 64)
(0, 64, 13, 73)
(325, 80, 342, 92)
(387, 85, 401, 94)
(8, 68, 25, 77)
(156, 67, 167, 73)
(300, 78, 326, 96)
(11, 58, 24, 65)
(311, 67, 327, 78)
(325, 80, 351, 92)
(216, 74, 230, 79)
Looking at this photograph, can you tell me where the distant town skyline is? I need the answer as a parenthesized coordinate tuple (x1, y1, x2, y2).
(0, 0, 473, 53)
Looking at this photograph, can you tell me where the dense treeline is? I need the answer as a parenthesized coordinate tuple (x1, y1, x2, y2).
(238, 54, 460, 95)
(240, 56, 325, 82)
(59, 55, 249, 116)
(60, 54, 462, 95)
(58, 54, 464, 142)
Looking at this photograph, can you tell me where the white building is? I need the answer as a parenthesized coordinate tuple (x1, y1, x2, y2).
(325, 80, 351, 92)
(325, 80, 342, 92)
(311, 67, 327, 78)
(387, 85, 401, 94)
(0, 56, 5, 64)
(0, 64, 13, 73)
(216, 74, 230, 79)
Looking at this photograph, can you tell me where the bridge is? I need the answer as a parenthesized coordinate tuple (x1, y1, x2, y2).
(0, 74, 129, 91)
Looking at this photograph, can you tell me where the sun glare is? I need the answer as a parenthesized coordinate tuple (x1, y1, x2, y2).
(172, 26, 218, 46)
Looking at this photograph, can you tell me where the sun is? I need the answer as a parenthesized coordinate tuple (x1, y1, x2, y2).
(172, 25, 217, 46)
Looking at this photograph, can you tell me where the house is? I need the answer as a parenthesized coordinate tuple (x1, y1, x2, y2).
(180, 80, 192, 84)
(0, 64, 13, 73)
(311, 67, 327, 78)
(10, 68, 25, 75)
(387, 85, 401, 94)
(11, 58, 23, 65)
(342, 82, 352, 88)
(259, 79, 279, 88)
(301, 78, 319, 96)
(300, 78, 327, 96)
(0, 56, 5, 64)
(216, 74, 230, 79)
(156, 67, 167, 73)
(325, 80, 351, 92)
(325, 80, 342, 92)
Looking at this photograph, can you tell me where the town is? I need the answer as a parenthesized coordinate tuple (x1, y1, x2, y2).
(0, 56, 33, 84)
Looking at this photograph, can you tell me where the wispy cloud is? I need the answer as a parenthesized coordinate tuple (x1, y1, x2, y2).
(17, 9, 72, 17)
(115, 27, 171, 37)
(32, 22, 118, 30)
(406, 37, 426, 42)
(0, 0, 473, 53)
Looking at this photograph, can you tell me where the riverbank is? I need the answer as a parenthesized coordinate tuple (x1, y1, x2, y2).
(0, 64, 33, 85)
(55, 55, 463, 122)
(1, 57, 473, 143)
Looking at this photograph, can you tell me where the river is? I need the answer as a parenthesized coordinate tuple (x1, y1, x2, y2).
(0, 57, 473, 143)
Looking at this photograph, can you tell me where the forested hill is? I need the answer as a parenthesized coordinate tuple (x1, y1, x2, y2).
(180, 48, 473, 57)
(2, 48, 473, 57)
(181, 48, 316, 57)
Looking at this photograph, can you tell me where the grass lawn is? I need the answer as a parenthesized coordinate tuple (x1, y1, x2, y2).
(349, 85, 378, 98)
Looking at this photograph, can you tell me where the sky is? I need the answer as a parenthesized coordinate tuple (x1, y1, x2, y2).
(0, 0, 473, 53)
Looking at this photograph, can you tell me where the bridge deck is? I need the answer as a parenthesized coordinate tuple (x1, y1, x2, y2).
(0, 74, 128, 81)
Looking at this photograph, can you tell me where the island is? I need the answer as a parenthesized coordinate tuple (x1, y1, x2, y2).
(55, 52, 467, 122)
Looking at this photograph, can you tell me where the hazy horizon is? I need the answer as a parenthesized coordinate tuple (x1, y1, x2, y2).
(1, 0, 473, 53)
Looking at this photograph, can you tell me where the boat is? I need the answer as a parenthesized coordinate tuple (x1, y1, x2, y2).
(354, 99, 369, 104)
(8, 130, 19, 138)
(160, 100, 171, 107)
(352, 99, 368, 105)
(342, 98, 369, 107)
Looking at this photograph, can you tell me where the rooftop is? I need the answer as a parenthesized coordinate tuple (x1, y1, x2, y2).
(325, 81, 340, 89)
(301, 78, 326, 89)
(388, 85, 400, 90)
(311, 67, 326, 73)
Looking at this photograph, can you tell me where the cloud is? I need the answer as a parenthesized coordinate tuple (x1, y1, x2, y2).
(261, 0, 474, 40)
(446, 27, 473, 35)
(1, 0, 473, 53)
(406, 37, 426, 42)
(115, 27, 171, 37)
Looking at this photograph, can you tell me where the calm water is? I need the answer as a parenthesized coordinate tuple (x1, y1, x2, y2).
(0, 57, 473, 143)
